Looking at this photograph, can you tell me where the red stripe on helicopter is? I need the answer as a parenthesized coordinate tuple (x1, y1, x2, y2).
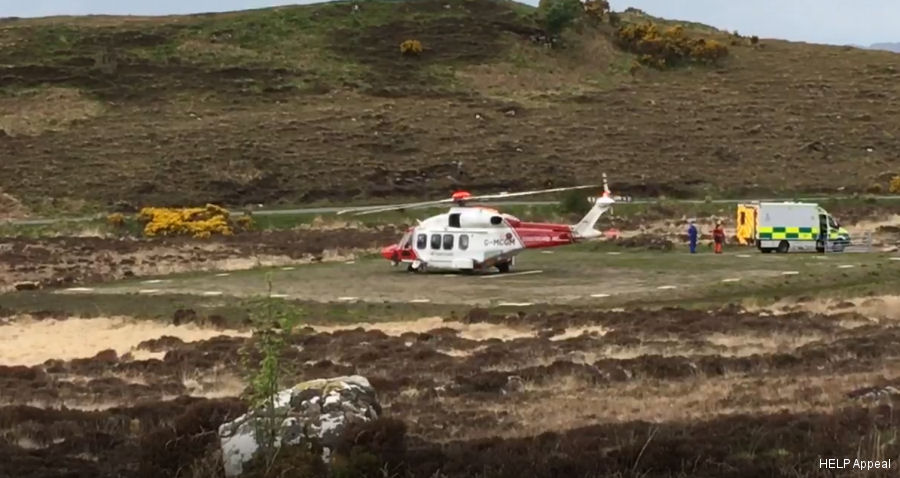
(508, 221, 575, 249)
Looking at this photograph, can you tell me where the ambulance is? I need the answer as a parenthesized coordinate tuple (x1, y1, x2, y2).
(736, 202, 851, 253)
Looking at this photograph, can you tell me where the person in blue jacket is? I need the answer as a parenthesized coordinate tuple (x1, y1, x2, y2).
(688, 220, 698, 253)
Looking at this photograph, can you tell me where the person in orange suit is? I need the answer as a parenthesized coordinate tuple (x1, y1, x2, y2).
(713, 222, 725, 254)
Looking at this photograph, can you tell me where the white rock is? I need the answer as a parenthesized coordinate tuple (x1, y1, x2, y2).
(219, 375, 378, 477)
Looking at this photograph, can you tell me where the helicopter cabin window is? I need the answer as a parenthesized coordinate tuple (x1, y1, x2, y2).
(490, 216, 503, 226)
(443, 234, 454, 250)
(430, 234, 441, 250)
(416, 234, 427, 250)
(459, 234, 469, 250)
(449, 213, 461, 228)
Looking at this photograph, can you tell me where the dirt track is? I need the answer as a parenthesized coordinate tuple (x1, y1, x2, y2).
(2, 304, 898, 477)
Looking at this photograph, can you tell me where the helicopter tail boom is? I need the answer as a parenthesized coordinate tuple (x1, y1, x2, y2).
(571, 194, 615, 239)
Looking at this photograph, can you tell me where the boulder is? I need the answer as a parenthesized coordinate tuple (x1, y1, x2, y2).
(218, 375, 379, 477)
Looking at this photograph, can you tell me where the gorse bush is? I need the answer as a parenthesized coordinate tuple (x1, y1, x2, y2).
(399, 39, 422, 55)
(614, 21, 729, 68)
(138, 204, 234, 238)
(890, 175, 900, 194)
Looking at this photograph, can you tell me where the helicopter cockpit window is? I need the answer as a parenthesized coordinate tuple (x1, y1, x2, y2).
(490, 216, 503, 226)
(416, 234, 427, 250)
(430, 234, 441, 250)
(459, 234, 469, 250)
(443, 234, 454, 250)
(449, 213, 461, 228)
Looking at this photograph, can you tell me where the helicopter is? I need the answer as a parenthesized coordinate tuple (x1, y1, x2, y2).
(336, 174, 620, 274)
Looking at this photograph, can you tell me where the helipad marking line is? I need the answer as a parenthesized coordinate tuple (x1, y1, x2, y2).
(138, 289, 160, 294)
(337, 296, 358, 301)
(657, 285, 677, 290)
(409, 299, 431, 303)
(737, 254, 751, 258)
(65, 287, 94, 292)
(782, 271, 800, 276)
(481, 270, 543, 279)
(890, 257, 900, 261)
(721, 278, 741, 283)
(541, 251, 555, 254)
(344, 261, 356, 264)
(270, 294, 288, 299)
(214, 273, 230, 277)
(202, 291, 223, 296)
(837, 264, 855, 269)
(591, 293, 610, 298)
(497, 302, 534, 307)
(142, 279, 164, 284)
(607, 252, 622, 255)
(282, 267, 295, 271)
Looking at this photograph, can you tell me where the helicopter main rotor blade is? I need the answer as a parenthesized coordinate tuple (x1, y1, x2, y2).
(336, 197, 457, 216)
(337, 184, 601, 216)
(459, 184, 598, 202)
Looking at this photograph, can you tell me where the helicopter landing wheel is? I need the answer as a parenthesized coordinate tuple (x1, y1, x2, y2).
(496, 261, 511, 273)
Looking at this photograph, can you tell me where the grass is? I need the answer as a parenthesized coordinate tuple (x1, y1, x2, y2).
(3, 246, 895, 321)
(0, 290, 461, 328)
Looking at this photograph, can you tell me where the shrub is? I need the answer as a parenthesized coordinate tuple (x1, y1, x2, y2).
(399, 39, 422, 56)
(560, 189, 592, 216)
(691, 38, 729, 63)
(235, 214, 255, 232)
(106, 212, 125, 228)
(750, 35, 760, 45)
(613, 21, 729, 68)
(890, 175, 900, 194)
(582, 0, 609, 22)
(608, 10, 621, 27)
(867, 183, 884, 194)
(137, 204, 234, 238)
(539, 0, 582, 36)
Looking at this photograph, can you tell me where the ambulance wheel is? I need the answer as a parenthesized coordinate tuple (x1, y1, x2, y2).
(776, 241, 790, 253)
(497, 262, 511, 273)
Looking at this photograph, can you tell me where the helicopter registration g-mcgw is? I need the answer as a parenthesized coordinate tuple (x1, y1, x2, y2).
(337, 175, 618, 273)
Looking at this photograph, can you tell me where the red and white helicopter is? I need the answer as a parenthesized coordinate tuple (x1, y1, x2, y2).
(336, 174, 619, 273)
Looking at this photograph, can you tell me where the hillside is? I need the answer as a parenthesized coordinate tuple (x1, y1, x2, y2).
(1, 0, 898, 214)
(870, 42, 900, 53)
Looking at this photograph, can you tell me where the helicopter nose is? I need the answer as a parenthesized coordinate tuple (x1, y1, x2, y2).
(381, 244, 399, 261)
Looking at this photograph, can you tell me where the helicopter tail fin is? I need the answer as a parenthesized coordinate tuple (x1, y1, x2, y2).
(572, 173, 615, 239)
